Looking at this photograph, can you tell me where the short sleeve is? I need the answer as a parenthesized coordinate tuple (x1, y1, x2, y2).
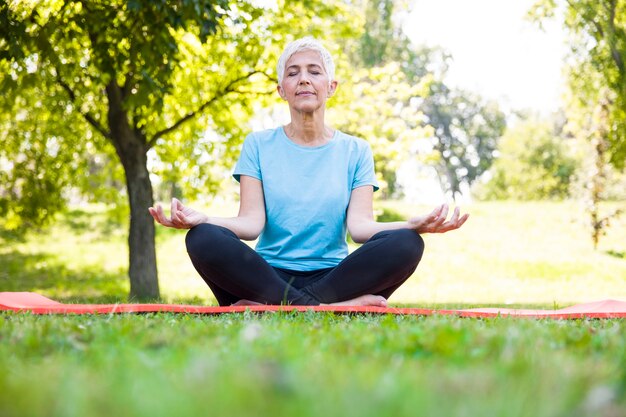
(352, 142, 379, 192)
(233, 133, 262, 182)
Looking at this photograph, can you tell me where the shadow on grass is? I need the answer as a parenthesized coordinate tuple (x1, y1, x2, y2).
(0, 250, 129, 304)
(65, 207, 128, 238)
(0, 227, 28, 243)
(606, 250, 626, 259)
(0, 208, 127, 246)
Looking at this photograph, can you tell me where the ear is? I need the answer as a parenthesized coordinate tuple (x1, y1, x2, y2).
(327, 80, 338, 97)
(277, 84, 287, 100)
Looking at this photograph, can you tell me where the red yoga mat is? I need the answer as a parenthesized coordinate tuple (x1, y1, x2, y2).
(1, 292, 625, 318)
(0, 292, 626, 319)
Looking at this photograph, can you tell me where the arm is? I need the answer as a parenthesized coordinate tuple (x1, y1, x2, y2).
(346, 186, 469, 243)
(148, 175, 266, 240)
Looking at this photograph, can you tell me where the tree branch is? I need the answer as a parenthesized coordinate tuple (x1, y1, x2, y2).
(566, 0, 605, 39)
(605, 0, 625, 77)
(57, 76, 111, 139)
(146, 70, 273, 149)
(24, 3, 111, 140)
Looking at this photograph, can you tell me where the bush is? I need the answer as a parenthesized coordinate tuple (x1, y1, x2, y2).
(475, 119, 579, 200)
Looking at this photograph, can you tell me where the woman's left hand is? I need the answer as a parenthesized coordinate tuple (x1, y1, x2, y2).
(407, 204, 469, 234)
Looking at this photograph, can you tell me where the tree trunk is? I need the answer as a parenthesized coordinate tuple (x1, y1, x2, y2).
(123, 148, 159, 300)
(106, 82, 159, 300)
(434, 140, 462, 200)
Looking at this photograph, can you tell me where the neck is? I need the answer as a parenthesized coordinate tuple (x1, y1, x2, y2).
(285, 110, 333, 146)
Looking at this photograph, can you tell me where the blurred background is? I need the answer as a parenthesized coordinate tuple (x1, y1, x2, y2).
(1, 0, 624, 306)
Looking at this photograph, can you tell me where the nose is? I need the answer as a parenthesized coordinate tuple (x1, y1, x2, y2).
(298, 72, 311, 84)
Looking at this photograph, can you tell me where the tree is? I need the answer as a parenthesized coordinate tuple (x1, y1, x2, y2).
(530, 0, 626, 168)
(530, 0, 625, 247)
(335, 0, 450, 197)
(477, 117, 578, 200)
(420, 82, 506, 200)
(347, 0, 505, 200)
(357, 0, 395, 67)
(330, 62, 431, 198)
(569, 92, 625, 249)
(0, 0, 359, 299)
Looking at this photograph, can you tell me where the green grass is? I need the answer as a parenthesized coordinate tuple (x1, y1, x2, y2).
(387, 200, 626, 306)
(1, 312, 625, 417)
(1, 200, 626, 417)
(1, 200, 624, 306)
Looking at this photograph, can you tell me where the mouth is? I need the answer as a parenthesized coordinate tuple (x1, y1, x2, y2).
(296, 91, 315, 96)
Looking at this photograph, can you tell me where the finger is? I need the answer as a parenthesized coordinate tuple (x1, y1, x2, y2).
(427, 204, 444, 223)
(434, 203, 446, 217)
(148, 207, 160, 224)
(176, 211, 189, 227)
(173, 197, 184, 212)
(412, 204, 447, 232)
(157, 204, 172, 226)
(448, 206, 460, 223)
(156, 204, 174, 226)
(434, 204, 449, 226)
(456, 213, 470, 227)
(421, 204, 443, 227)
(149, 206, 162, 220)
(171, 198, 178, 218)
(172, 200, 189, 228)
(439, 212, 469, 233)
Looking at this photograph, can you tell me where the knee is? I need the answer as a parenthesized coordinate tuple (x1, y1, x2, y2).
(185, 223, 224, 259)
(389, 229, 425, 265)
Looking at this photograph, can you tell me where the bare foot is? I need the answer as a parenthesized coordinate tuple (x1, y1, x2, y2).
(231, 299, 263, 306)
(322, 294, 388, 307)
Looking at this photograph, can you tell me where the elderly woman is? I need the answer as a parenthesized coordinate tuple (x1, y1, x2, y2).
(149, 37, 468, 306)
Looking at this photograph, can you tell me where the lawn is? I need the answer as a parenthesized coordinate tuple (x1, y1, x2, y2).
(1, 312, 625, 417)
(1, 200, 625, 417)
(1, 200, 624, 306)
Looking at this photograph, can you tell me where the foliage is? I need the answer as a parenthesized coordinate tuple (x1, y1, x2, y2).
(334, 0, 462, 199)
(530, 0, 626, 249)
(420, 82, 506, 199)
(530, 0, 626, 247)
(375, 207, 405, 223)
(0, 55, 124, 230)
(476, 117, 579, 201)
(330, 62, 431, 198)
(346, 0, 507, 200)
(327, 0, 427, 198)
(578, 99, 625, 249)
(530, 0, 626, 168)
(0, 0, 362, 298)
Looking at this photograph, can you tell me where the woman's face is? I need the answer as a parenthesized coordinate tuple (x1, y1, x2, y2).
(277, 49, 337, 113)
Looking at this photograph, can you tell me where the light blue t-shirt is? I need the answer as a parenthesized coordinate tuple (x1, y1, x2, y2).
(233, 127, 379, 271)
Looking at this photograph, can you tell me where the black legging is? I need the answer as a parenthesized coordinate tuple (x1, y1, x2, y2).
(185, 223, 425, 305)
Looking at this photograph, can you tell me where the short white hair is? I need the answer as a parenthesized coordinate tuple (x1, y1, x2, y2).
(276, 37, 335, 86)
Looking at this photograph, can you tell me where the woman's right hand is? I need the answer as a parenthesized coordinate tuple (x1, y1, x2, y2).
(148, 198, 209, 229)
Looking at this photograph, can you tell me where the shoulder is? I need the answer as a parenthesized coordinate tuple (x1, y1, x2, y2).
(241, 128, 282, 154)
(247, 127, 282, 143)
(334, 130, 373, 153)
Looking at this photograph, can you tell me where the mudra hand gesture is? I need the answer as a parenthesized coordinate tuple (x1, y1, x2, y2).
(408, 204, 469, 234)
(148, 198, 208, 229)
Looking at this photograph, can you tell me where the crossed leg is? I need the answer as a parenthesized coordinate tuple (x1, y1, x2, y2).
(185, 224, 424, 306)
(299, 229, 424, 304)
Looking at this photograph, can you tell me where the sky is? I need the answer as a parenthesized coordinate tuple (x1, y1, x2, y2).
(403, 0, 568, 115)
